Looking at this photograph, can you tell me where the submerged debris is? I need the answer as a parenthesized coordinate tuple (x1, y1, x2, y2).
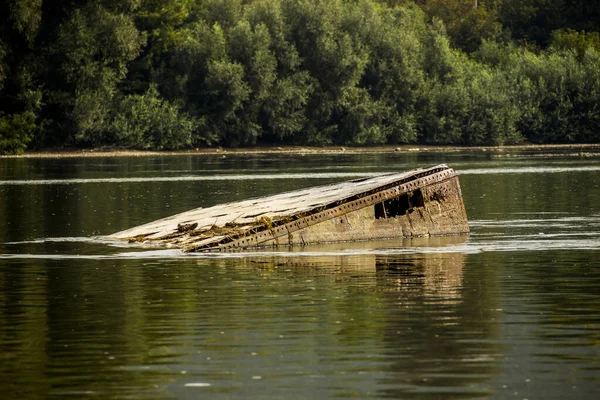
(107, 164, 469, 252)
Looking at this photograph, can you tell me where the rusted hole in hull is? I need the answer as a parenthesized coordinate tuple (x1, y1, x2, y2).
(375, 189, 425, 219)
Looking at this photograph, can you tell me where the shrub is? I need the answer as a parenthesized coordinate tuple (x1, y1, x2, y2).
(110, 86, 197, 149)
(0, 111, 36, 155)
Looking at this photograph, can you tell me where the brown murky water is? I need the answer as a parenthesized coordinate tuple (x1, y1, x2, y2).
(1, 150, 599, 399)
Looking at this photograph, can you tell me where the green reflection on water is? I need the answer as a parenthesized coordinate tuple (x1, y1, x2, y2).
(1, 150, 600, 399)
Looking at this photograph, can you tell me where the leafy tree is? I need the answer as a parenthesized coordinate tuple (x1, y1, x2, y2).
(128, 0, 203, 94)
(282, 0, 373, 144)
(520, 49, 600, 143)
(494, 0, 591, 47)
(1, 0, 600, 151)
(348, 2, 429, 144)
(493, 0, 550, 46)
(243, 0, 314, 142)
(203, 58, 253, 145)
(0, 111, 36, 154)
(0, 0, 45, 152)
(551, 29, 600, 59)
(51, 3, 145, 145)
(463, 69, 522, 145)
(6, 0, 43, 47)
(418, 31, 523, 145)
(203, 0, 243, 29)
(412, 0, 502, 53)
(478, 41, 600, 144)
(110, 86, 197, 149)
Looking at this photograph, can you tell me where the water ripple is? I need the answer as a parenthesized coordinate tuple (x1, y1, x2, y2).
(2, 237, 599, 260)
(3, 165, 600, 186)
(458, 166, 600, 175)
(0, 172, 379, 186)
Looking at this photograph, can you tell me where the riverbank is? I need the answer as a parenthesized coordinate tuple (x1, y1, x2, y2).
(3, 143, 600, 158)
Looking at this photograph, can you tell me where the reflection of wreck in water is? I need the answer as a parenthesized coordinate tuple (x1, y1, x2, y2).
(107, 164, 469, 252)
(377, 252, 466, 306)
(246, 235, 466, 272)
(231, 235, 467, 278)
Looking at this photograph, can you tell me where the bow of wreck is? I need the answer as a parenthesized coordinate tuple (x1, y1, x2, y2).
(106, 164, 469, 252)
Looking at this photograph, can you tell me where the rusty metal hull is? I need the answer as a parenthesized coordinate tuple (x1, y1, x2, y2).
(106, 164, 469, 252)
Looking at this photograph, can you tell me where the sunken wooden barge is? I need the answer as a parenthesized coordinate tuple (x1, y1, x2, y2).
(107, 164, 469, 252)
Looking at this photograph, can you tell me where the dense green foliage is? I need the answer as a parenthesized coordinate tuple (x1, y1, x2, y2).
(1, 0, 599, 154)
(0, 111, 36, 154)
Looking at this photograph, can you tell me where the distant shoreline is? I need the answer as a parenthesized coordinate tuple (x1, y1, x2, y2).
(3, 144, 600, 159)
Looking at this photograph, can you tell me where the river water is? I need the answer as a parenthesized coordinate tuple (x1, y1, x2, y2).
(1, 149, 599, 399)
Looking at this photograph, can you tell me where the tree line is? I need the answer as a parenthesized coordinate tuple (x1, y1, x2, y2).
(1, 0, 599, 154)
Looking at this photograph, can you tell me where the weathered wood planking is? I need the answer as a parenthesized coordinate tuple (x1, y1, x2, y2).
(106, 164, 469, 251)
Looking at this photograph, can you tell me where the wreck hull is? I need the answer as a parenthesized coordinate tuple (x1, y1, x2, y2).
(215, 175, 468, 250)
(279, 178, 465, 245)
(107, 164, 469, 252)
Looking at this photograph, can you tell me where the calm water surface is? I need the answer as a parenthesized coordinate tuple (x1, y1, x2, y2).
(1, 150, 599, 399)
